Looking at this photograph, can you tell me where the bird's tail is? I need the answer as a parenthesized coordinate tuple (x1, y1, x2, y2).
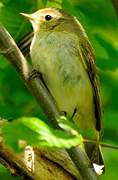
(85, 143, 105, 172)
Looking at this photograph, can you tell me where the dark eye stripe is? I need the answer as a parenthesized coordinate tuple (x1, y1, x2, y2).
(45, 15, 52, 21)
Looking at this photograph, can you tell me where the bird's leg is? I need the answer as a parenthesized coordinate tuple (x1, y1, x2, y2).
(28, 69, 43, 80)
(28, 69, 50, 91)
(71, 108, 77, 119)
(61, 110, 77, 120)
(61, 111, 67, 117)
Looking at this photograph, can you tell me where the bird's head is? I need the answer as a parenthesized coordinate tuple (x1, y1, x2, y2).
(20, 8, 70, 33)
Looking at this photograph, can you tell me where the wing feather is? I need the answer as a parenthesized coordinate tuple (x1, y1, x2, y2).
(79, 38, 102, 131)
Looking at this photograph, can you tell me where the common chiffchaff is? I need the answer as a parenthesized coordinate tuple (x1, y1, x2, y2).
(21, 8, 104, 167)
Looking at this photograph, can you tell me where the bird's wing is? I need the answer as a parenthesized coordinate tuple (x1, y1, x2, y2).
(79, 37, 102, 131)
(18, 32, 33, 57)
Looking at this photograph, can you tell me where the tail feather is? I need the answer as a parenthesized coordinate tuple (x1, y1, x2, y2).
(85, 143, 105, 173)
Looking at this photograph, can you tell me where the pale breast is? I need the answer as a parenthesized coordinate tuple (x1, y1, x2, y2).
(31, 31, 96, 130)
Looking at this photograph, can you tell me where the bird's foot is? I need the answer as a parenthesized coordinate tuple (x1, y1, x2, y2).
(61, 111, 67, 117)
(28, 69, 42, 80)
(71, 108, 77, 119)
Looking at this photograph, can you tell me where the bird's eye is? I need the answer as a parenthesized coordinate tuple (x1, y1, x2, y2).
(45, 15, 52, 21)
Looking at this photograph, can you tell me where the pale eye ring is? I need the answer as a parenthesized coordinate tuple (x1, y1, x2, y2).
(45, 15, 52, 21)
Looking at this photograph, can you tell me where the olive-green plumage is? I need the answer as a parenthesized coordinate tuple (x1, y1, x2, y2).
(22, 8, 104, 166)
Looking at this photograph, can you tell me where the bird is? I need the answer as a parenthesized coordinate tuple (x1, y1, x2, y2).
(21, 7, 104, 167)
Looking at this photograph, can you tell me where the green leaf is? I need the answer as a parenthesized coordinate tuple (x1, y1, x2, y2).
(2, 118, 39, 151)
(57, 116, 79, 134)
(21, 117, 83, 149)
(1, 117, 83, 150)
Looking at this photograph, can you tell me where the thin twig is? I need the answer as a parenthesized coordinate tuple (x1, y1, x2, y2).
(84, 139, 118, 150)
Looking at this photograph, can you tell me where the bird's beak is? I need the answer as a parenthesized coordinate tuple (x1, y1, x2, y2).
(20, 12, 40, 32)
(20, 13, 34, 21)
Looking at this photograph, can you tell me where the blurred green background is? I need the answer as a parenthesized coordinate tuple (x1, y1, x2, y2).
(0, 0, 118, 179)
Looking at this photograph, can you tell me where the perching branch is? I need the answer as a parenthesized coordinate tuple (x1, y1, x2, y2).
(0, 26, 98, 180)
